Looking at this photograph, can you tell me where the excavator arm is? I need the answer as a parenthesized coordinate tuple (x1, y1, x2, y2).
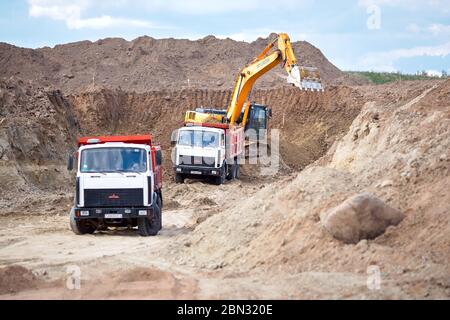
(228, 33, 323, 125)
(184, 33, 323, 127)
(227, 49, 282, 125)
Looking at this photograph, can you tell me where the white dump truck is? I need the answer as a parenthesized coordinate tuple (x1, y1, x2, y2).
(67, 135, 163, 236)
(172, 122, 244, 185)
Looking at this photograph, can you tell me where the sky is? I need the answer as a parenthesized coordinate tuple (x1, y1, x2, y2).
(0, 0, 449, 75)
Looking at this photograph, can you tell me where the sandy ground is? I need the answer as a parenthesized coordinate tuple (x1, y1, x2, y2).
(0, 179, 280, 299)
(1, 178, 447, 300)
(0, 201, 198, 299)
(0, 180, 392, 300)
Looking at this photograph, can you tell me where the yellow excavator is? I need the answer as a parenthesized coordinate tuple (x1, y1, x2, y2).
(184, 33, 323, 135)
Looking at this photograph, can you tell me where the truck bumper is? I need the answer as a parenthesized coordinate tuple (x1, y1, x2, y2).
(174, 165, 220, 177)
(73, 207, 153, 220)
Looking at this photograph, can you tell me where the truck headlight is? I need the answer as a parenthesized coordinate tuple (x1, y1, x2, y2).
(211, 170, 217, 175)
(125, 209, 131, 214)
(176, 168, 182, 172)
(80, 210, 89, 216)
(138, 210, 148, 216)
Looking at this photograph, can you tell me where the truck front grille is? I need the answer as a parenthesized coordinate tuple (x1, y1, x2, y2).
(84, 188, 143, 207)
(179, 155, 216, 167)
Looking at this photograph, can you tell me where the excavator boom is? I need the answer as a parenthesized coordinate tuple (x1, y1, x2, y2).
(184, 33, 323, 127)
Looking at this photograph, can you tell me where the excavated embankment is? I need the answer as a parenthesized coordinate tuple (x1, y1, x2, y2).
(0, 80, 364, 203)
(2, 78, 446, 213)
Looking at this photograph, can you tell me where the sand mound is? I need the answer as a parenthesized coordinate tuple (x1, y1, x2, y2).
(0, 34, 343, 93)
(0, 265, 41, 295)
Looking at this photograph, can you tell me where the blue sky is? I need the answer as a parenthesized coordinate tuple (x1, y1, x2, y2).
(1, 0, 449, 74)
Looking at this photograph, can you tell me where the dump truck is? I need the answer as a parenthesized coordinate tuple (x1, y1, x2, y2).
(173, 122, 245, 185)
(67, 135, 163, 236)
(172, 33, 323, 184)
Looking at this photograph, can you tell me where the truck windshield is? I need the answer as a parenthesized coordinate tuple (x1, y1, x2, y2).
(80, 147, 147, 173)
(178, 130, 219, 148)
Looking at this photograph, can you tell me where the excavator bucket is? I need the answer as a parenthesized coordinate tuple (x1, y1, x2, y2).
(287, 65, 324, 91)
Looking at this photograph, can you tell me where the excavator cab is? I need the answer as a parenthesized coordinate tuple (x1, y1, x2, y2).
(189, 104, 271, 141)
(242, 103, 272, 141)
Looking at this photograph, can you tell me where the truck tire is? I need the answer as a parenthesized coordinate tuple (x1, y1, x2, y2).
(138, 202, 161, 236)
(175, 173, 185, 184)
(227, 163, 238, 180)
(226, 163, 234, 180)
(157, 192, 163, 230)
(69, 208, 96, 235)
(235, 164, 240, 179)
(157, 190, 163, 209)
(214, 164, 226, 185)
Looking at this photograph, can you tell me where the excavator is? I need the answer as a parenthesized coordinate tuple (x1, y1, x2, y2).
(184, 32, 323, 133)
(173, 33, 323, 184)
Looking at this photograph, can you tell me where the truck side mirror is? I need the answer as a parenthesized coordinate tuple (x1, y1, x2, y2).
(155, 150, 163, 166)
(267, 108, 272, 118)
(170, 129, 178, 147)
(67, 154, 74, 171)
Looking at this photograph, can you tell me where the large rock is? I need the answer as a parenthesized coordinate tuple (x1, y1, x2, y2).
(321, 193, 404, 244)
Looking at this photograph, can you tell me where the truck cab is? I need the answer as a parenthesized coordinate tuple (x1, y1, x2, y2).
(172, 124, 243, 185)
(68, 135, 163, 236)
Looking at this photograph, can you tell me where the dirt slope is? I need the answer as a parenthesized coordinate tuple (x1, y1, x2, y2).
(0, 34, 343, 93)
(0, 77, 78, 208)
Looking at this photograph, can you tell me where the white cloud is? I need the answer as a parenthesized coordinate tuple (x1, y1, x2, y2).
(67, 15, 162, 30)
(135, 0, 305, 15)
(29, 0, 85, 21)
(405, 23, 450, 36)
(358, 0, 450, 8)
(359, 42, 450, 71)
(428, 24, 450, 36)
(28, 0, 163, 30)
(426, 69, 443, 77)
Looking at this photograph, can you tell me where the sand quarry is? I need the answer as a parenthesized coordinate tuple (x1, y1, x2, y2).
(0, 35, 449, 299)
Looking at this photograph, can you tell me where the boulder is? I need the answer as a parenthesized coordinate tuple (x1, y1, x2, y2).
(321, 193, 404, 244)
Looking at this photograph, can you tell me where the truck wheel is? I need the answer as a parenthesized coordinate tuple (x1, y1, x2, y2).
(138, 203, 161, 236)
(175, 173, 185, 184)
(157, 191, 163, 209)
(157, 193, 163, 230)
(214, 165, 226, 185)
(235, 164, 240, 179)
(227, 163, 238, 180)
(69, 208, 96, 235)
(226, 163, 234, 180)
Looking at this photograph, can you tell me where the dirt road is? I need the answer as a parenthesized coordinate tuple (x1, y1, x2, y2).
(0, 203, 196, 299)
(0, 179, 288, 299)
